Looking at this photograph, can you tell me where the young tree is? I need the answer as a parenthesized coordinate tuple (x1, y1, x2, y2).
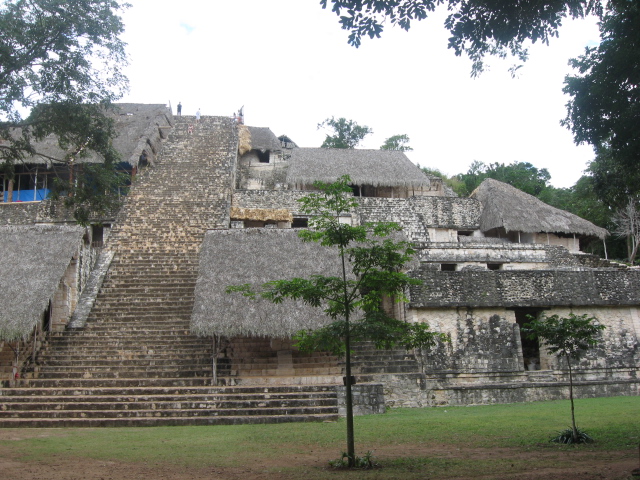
(380, 134, 413, 151)
(228, 175, 444, 466)
(524, 313, 605, 443)
(612, 197, 640, 265)
(318, 117, 372, 149)
(0, 0, 130, 223)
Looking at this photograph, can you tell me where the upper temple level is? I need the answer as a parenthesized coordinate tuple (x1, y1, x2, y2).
(0, 106, 610, 271)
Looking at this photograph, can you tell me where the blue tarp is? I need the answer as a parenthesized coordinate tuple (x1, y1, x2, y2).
(3, 188, 50, 202)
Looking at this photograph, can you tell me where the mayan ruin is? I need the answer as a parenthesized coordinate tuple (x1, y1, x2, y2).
(0, 104, 638, 427)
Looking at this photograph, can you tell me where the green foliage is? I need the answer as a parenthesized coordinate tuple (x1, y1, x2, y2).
(0, 0, 129, 222)
(228, 175, 444, 467)
(380, 134, 413, 151)
(420, 166, 465, 196)
(551, 426, 594, 444)
(523, 313, 605, 361)
(318, 117, 372, 149)
(321, 0, 603, 76)
(588, 147, 639, 208)
(524, 313, 605, 444)
(329, 450, 379, 469)
(563, 2, 640, 199)
(455, 161, 550, 197)
(49, 162, 129, 225)
(321, 1, 640, 212)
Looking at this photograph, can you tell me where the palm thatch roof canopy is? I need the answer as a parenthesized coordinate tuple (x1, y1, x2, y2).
(471, 178, 608, 239)
(191, 229, 352, 339)
(286, 148, 430, 189)
(246, 126, 282, 152)
(0, 225, 85, 341)
(14, 103, 172, 167)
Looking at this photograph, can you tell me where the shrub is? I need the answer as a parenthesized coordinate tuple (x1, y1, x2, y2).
(551, 427, 594, 444)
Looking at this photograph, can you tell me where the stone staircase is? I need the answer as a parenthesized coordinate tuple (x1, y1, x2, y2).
(348, 342, 422, 378)
(220, 337, 342, 386)
(0, 116, 338, 427)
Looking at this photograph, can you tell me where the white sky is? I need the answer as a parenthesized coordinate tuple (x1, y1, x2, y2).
(119, 0, 601, 188)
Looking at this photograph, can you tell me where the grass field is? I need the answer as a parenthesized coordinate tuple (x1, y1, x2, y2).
(2, 396, 639, 479)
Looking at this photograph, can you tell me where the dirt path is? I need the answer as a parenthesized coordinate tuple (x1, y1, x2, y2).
(1, 429, 637, 479)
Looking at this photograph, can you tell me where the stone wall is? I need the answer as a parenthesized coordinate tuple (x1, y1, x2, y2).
(410, 307, 523, 373)
(406, 304, 638, 382)
(409, 268, 640, 308)
(541, 306, 639, 370)
(232, 190, 309, 214)
(356, 196, 481, 243)
(429, 377, 640, 406)
(236, 151, 288, 190)
(0, 203, 39, 225)
(336, 383, 386, 416)
(415, 243, 579, 268)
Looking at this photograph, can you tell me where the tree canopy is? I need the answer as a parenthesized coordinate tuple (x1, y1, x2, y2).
(321, 0, 603, 75)
(318, 117, 373, 149)
(322, 1, 640, 210)
(455, 161, 551, 197)
(380, 134, 413, 151)
(562, 2, 640, 201)
(0, 0, 130, 223)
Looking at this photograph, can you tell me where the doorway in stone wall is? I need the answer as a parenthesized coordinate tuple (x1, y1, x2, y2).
(514, 309, 542, 371)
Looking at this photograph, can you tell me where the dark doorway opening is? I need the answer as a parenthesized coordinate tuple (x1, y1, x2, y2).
(514, 308, 542, 370)
(257, 150, 270, 163)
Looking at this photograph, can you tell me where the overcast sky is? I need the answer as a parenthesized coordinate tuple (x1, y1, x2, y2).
(119, 0, 601, 188)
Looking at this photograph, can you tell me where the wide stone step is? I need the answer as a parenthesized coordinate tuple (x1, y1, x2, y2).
(31, 369, 210, 379)
(19, 377, 214, 388)
(86, 313, 193, 322)
(0, 395, 336, 410)
(0, 384, 337, 397)
(38, 343, 210, 353)
(81, 318, 195, 327)
(36, 357, 212, 367)
(97, 287, 196, 295)
(38, 347, 210, 356)
(89, 304, 193, 312)
(47, 334, 203, 343)
(72, 325, 195, 334)
(42, 343, 204, 351)
(0, 404, 338, 419)
(356, 365, 420, 374)
(0, 413, 338, 428)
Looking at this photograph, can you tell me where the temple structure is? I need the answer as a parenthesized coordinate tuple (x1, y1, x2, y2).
(0, 105, 637, 426)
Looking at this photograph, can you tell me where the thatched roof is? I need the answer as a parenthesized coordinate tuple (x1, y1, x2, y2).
(246, 126, 282, 151)
(14, 103, 172, 167)
(238, 125, 252, 156)
(286, 148, 430, 189)
(278, 134, 298, 148)
(471, 178, 608, 239)
(0, 224, 85, 341)
(191, 229, 352, 338)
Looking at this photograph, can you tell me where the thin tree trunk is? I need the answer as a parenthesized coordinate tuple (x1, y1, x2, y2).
(7, 178, 13, 203)
(344, 320, 355, 466)
(567, 356, 578, 442)
(340, 244, 355, 467)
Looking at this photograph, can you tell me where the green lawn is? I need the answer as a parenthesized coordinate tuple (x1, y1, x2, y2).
(3, 396, 639, 479)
